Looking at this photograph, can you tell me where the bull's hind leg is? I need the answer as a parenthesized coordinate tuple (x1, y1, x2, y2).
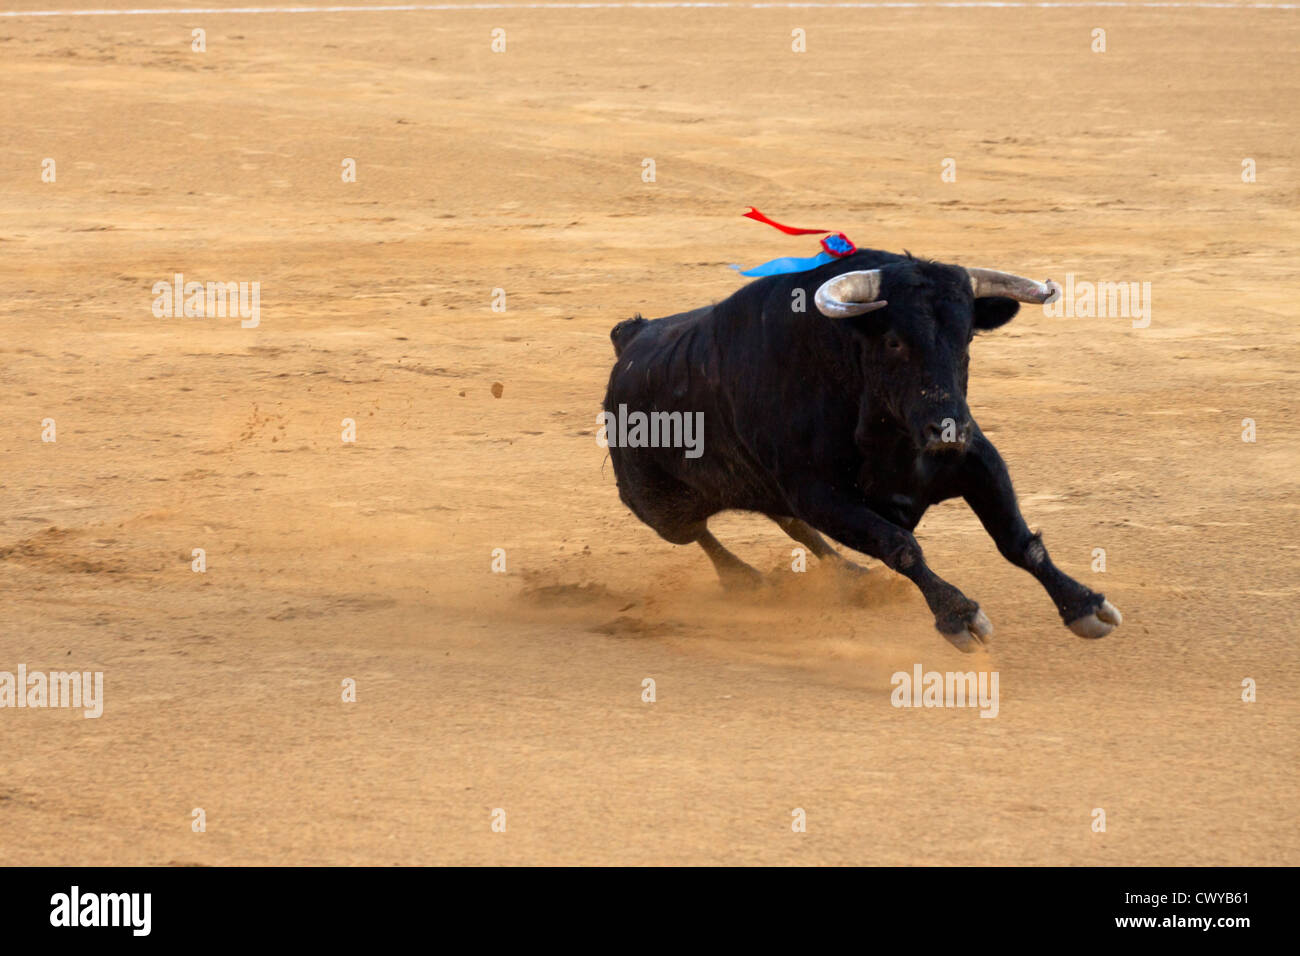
(695, 525, 764, 590)
(612, 456, 761, 590)
(771, 516, 868, 573)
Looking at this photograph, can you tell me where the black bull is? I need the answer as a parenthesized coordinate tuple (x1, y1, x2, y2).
(602, 249, 1122, 651)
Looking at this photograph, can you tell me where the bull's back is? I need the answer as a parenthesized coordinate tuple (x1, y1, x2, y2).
(609, 305, 712, 352)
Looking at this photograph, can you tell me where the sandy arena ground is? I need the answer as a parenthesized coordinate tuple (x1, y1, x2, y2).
(1, 1, 1297, 865)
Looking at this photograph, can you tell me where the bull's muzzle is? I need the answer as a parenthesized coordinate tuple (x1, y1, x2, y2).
(922, 418, 973, 454)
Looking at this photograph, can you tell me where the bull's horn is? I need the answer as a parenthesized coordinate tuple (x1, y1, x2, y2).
(966, 267, 1061, 304)
(814, 270, 888, 318)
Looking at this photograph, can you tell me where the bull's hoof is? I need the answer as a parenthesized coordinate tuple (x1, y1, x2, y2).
(830, 555, 870, 576)
(939, 608, 993, 653)
(1067, 599, 1122, 639)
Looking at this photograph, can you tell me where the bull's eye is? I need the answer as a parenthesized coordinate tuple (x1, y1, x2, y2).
(884, 334, 904, 353)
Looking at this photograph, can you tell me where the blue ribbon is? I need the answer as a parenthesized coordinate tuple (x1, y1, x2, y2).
(731, 251, 836, 277)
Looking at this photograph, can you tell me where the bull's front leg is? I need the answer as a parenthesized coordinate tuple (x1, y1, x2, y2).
(791, 481, 993, 652)
(960, 432, 1122, 639)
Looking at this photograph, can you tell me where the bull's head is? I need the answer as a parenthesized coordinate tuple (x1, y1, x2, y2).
(814, 260, 1060, 455)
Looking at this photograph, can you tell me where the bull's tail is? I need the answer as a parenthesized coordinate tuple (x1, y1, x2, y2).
(610, 314, 648, 357)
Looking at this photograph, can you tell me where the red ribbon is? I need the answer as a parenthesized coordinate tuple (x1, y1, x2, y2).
(742, 206, 832, 236)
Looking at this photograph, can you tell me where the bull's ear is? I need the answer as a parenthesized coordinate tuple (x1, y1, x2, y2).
(973, 296, 1019, 331)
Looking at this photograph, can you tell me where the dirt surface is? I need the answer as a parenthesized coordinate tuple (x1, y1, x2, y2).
(1, 2, 1297, 865)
